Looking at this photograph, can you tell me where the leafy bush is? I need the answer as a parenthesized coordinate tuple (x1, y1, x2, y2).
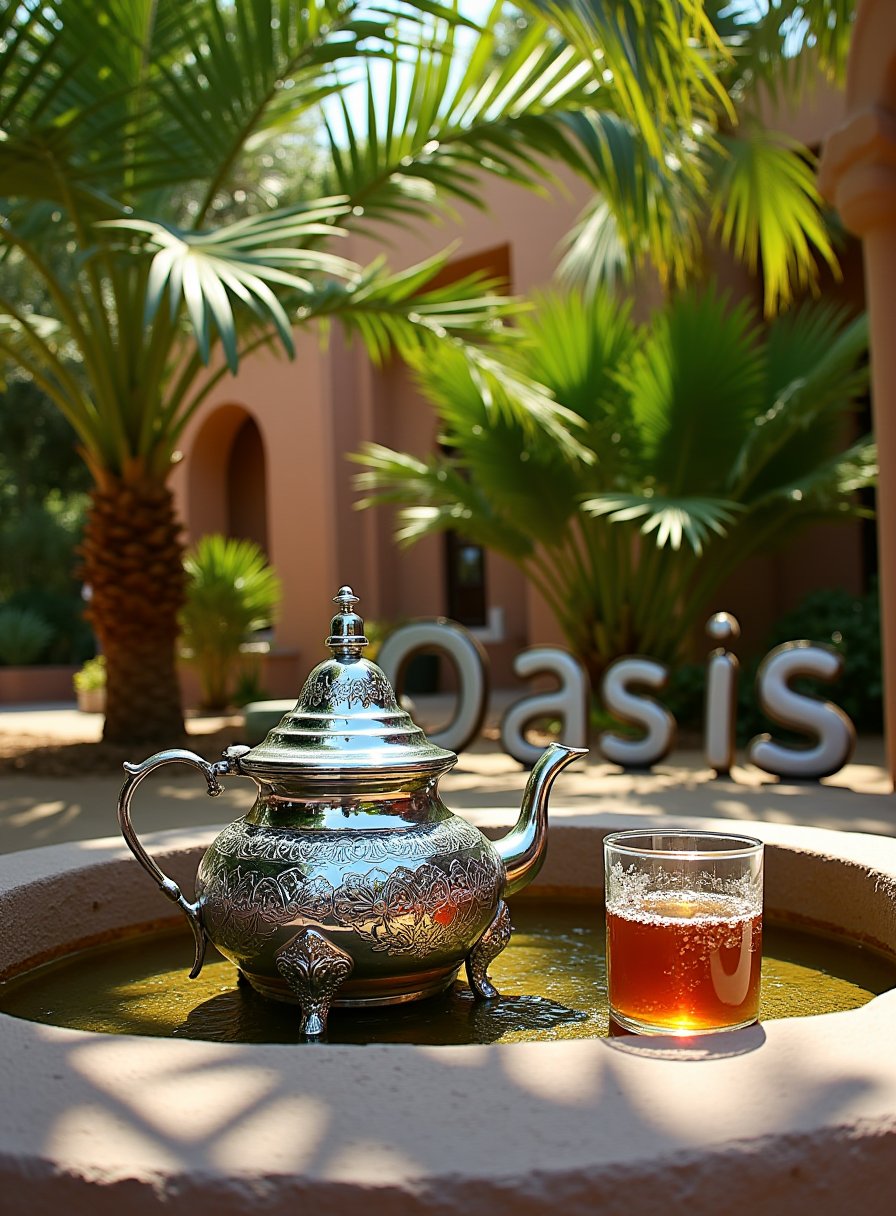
(0, 606, 54, 665)
(180, 536, 281, 711)
(665, 584, 882, 741)
(0, 497, 93, 663)
(6, 587, 94, 665)
(737, 583, 882, 740)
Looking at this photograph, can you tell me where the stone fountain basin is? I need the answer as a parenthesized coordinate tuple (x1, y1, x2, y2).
(1, 812, 896, 1216)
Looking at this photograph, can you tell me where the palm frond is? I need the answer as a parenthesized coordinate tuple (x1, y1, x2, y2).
(709, 127, 839, 313)
(730, 308, 869, 498)
(582, 492, 741, 554)
(747, 436, 876, 516)
(351, 441, 535, 558)
(556, 108, 709, 291)
(524, 1, 732, 160)
(323, 6, 606, 225)
(0, 0, 206, 207)
(623, 287, 764, 495)
(0, 2, 398, 212)
(556, 198, 631, 296)
(100, 201, 354, 369)
(514, 286, 638, 422)
(300, 253, 592, 462)
(405, 340, 587, 541)
(152, 1, 388, 215)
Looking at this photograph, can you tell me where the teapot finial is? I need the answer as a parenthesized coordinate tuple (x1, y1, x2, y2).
(327, 585, 369, 657)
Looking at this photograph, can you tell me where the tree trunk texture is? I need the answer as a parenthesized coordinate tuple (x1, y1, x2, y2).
(80, 475, 186, 745)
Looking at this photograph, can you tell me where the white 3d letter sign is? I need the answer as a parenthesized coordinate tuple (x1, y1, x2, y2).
(748, 641, 856, 779)
(379, 613, 858, 782)
(500, 647, 590, 768)
(377, 619, 487, 753)
(704, 612, 740, 777)
(600, 657, 676, 769)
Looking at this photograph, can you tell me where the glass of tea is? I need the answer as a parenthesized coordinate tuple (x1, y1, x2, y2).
(603, 830, 764, 1035)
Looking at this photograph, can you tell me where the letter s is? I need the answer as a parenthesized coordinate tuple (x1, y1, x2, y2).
(600, 657, 676, 770)
(748, 641, 855, 780)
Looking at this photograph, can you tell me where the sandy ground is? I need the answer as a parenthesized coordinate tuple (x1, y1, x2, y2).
(0, 702, 893, 854)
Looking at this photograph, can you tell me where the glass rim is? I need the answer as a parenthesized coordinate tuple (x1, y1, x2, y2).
(603, 828, 764, 861)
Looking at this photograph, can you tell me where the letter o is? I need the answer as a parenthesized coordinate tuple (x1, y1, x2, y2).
(377, 619, 488, 753)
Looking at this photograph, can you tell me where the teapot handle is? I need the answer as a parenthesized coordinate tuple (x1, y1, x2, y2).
(117, 744, 250, 978)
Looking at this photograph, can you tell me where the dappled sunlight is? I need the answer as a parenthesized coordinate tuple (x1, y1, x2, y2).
(4, 798, 79, 831)
(0, 932, 892, 1205)
(591, 1037, 886, 1156)
(48, 1102, 184, 1171)
(71, 1038, 282, 1143)
(324, 1140, 430, 1185)
(211, 1094, 329, 1173)
(500, 1041, 604, 1104)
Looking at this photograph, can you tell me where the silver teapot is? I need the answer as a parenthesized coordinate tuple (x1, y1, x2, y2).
(118, 587, 585, 1036)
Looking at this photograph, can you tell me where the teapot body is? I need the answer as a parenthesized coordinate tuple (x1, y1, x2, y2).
(196, 780, 505, 1005)
(117, 587, 581, 1036)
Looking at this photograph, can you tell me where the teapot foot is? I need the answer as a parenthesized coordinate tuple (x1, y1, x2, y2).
(465, 900, 512, 1000)
(275, 928, 354, 1038)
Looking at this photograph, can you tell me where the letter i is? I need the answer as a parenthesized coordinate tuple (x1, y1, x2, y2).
(704, 613, 740, 777)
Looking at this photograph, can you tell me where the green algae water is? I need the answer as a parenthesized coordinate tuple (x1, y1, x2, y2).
(1, 903, 894, 1045)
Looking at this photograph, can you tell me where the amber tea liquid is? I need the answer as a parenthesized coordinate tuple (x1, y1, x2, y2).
(606, 891, 762, 1034)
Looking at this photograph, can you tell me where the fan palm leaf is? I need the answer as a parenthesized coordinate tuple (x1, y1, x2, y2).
(353, 442, 536, 559)
(582, 493, 742, 554)
(549, 0, 849, 310)
(730, 307, 869, 498)
(623, 288, 764, 494)
(709, 127, 840, 313)
(354, 285, 871, 676)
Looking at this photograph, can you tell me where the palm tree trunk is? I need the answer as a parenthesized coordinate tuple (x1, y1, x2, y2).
(79, 472, 186, 745)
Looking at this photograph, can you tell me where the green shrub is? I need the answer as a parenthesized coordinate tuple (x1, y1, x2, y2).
(180, 535, 281, 711)
(662, 584, 882, 741)
(0, 498, 93, 664)
(6, 587, 94, 665)
(73, 654, 106, 693)
(0, 606, 54, 665)
(737, 582, 882, 740)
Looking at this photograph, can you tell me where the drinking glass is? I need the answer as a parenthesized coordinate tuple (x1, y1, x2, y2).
(603, 830, 764, 1035)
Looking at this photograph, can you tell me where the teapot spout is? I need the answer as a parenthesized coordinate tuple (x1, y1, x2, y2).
(496, 743, 586, 897)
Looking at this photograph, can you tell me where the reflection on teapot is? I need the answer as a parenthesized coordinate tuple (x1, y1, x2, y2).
(118, 587, 585, 1037)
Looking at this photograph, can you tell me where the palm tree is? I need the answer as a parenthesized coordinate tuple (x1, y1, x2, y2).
(0, 0, 853, 742)
(548, 0, 855, 312)
(353, 287, 873, 683)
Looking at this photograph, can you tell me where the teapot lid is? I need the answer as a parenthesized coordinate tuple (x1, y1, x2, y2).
(239, 586, 456, 783)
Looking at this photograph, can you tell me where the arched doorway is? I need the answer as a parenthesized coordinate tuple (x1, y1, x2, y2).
(185, 404, 269, 554)
(226, 415, 268, 554)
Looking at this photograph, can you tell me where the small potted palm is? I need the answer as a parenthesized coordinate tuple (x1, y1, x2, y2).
(73, 654, 105, 713)
(180, 535, 281, 712)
